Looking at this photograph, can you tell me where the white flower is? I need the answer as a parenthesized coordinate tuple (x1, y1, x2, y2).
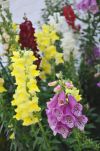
(48, 13, 69, 33)
(61, 30, 79, 61)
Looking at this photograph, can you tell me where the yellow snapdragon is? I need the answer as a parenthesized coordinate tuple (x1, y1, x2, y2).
(35, 24, 63, 79)
(0, 78, 6, 93)
(11, 50, 41, 126)
(65, 82, 82, 102)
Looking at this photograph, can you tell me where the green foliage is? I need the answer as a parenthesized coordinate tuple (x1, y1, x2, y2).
(78, 7, 100, 139)
(65, 129, 100, 151)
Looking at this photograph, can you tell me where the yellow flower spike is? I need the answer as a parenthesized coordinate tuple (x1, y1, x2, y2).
(11, 50, 41, 126)
(35, 24, 64, 79)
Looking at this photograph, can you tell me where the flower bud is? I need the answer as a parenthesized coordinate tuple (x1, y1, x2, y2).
(48, 81, 57, 86)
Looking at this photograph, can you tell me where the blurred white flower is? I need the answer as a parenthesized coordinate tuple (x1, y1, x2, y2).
(48, 12, 69, 33)
(61, 30, 79, 61)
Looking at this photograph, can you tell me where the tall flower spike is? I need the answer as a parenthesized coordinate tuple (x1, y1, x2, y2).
(11, 50, 41, 126)
(63, 5, 77, 30)
(19, 19, 41, 69)
(35, 24, 63, 79)
(46, 79, 88, 138)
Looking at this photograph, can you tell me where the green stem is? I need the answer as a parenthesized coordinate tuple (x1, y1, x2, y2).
(74, 130, 82, 151)
(38, 122, 51, 151)
(0, 59, 13, 85)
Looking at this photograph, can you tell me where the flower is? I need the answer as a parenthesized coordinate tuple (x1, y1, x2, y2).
(48, 81, 57, 86)
(46, 81, 88, 138)
(63, 5, 77, 30)
(11, 51, 41, 126)
(35, 24, 63, 79)
(77, 0, 99, 14)
(48, 12, 79, 62)
(19, 19, 41, 68)
(48, 12, 69, 33)
(54, 85, 61, 92)
(61, 30, 79, 61)
(0, 78, 6, 93)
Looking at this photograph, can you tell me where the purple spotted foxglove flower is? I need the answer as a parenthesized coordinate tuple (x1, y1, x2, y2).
(46, 90, 88, 139)
(77, 0, 99, 14)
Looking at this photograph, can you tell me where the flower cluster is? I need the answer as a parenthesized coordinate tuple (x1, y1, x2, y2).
(46, 80, 88, 138)
(63, 5, 77, 30)
(77, 0, 99, 14)
(61, 30, 79, 61)
(19, 20, 37, 50)
(11, 51, 41, 126)
(48, 12, 68, 34)
(0, 78, 6, 93)
(35, 24, 63, 79)
(0, 22, 18, 52)
(19, 20, 41, 68)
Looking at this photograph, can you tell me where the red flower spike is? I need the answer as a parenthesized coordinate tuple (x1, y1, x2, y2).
(63, 5, 77, 30)
(19, 20, 41, 69)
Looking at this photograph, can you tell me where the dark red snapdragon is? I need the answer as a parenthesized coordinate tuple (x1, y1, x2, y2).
(63, 5, 77, 30)
(19, 19, 41, 69)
